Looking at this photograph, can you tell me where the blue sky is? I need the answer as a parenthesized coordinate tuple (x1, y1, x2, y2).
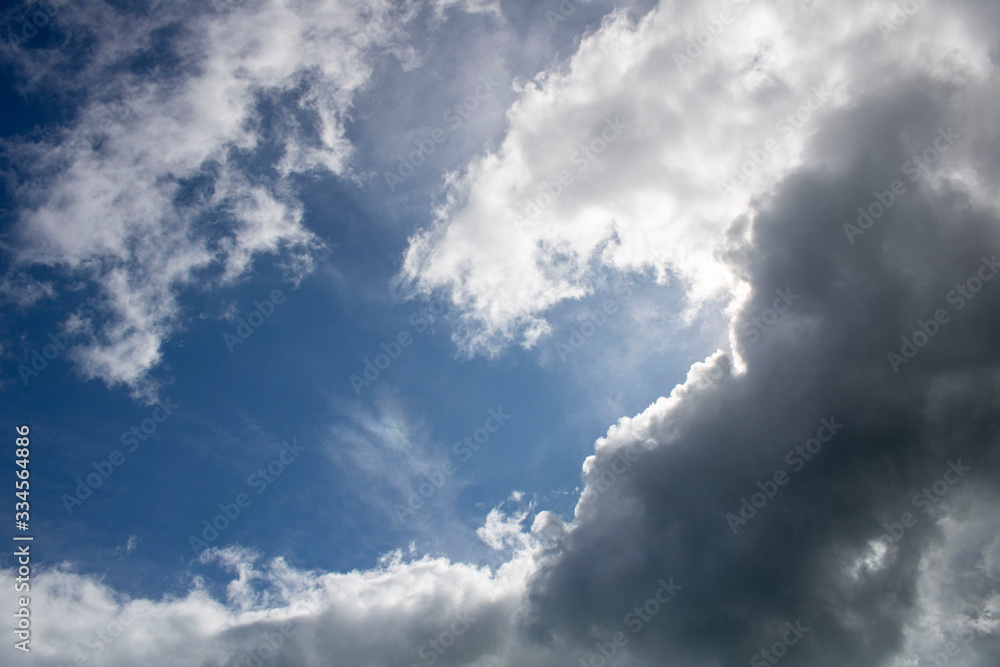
(2, 1, 1000, 666)
(0, 0, 692, 601)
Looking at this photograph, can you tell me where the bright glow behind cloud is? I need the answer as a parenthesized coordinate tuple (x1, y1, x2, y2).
(397, 0, 995, 357)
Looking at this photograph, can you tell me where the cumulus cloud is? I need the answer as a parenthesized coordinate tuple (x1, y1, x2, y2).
(397, 0, 997, 358)
(4, 1, 1000, 666)
(0, 544, 534, 667)
(477, 499, 534, 551)
(517, 2, 1000, 660)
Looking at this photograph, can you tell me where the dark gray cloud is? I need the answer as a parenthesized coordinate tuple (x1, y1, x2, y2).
(523, 57, 1000, 667)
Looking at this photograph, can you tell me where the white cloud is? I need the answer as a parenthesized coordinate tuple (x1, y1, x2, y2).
(7, 359, 998, 666)
(477, 501, 534, 551)
(0, 270, 56, 307)
(3, 0, 419, 399)
(0, 541, 538, 666)
(114, 534, 139, 557)
(397, 0, 996, 357)
(4, 1, 1000, 665)
(894, 497, 1000, 666)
